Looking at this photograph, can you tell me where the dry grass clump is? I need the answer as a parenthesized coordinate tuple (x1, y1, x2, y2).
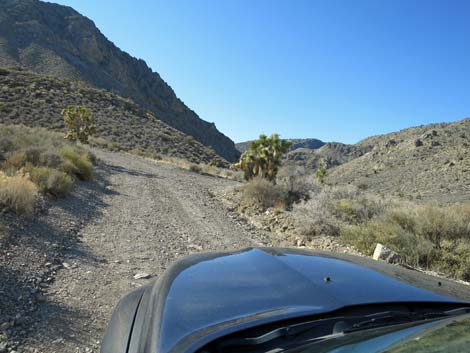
(0, 171, 38, 215)
(0, 124, 95, 213)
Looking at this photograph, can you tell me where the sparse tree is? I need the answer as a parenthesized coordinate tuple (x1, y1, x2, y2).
(315, 159, 327, 183)
(235, 133, 291, 181)
(62, 105, 96, 144)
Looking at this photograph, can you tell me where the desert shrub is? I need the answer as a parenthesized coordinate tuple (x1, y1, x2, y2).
(39, 151, 64, 168)
(341, 203, 470, 279)
(292, 192, 341, 238)
(22, 147, 42, 165)
(62, 105, 96, 144)
(0, 137, 14, 153)
(189, 164, 202, 173)
(0, 172, 37, 215)
(29, 166, 73, 197)
(276, 165, 319, 205)
(438, 240, 470, 281)
(414, 204, 470, 248)
(241, 177, 286, 210)
(342, 220, 434, 267)
(60, 146, 93, 180)
(3, 150, 27, 170)
(333, 197, 385, 224)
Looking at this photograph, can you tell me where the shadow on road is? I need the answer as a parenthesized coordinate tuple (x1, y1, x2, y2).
(0, 160, 121, 347)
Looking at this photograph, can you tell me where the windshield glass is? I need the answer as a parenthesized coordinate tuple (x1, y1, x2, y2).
(292, 314, 470, 353)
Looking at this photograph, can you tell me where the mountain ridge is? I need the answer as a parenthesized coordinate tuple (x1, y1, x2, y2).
(236, 138, 325, 153)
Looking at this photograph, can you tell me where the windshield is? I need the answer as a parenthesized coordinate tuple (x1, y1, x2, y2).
(290, 313, 470, 353)
(203, 307, 470, 353)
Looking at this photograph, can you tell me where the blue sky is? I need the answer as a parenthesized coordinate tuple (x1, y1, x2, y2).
(52, 0, 470, 143)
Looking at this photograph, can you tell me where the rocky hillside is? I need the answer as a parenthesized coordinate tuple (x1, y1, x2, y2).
(328, 119, 470, 202)
(0, 0, 239, 162)
(284, 142, 370, 170)
(0, 67, 227, 165)
(236, 138, 325, 153)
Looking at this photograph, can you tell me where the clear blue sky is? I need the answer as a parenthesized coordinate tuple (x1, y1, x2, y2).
(52, 0, 469, 143)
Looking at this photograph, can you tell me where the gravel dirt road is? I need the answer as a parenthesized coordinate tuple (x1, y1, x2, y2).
(18, 150, 276, 353)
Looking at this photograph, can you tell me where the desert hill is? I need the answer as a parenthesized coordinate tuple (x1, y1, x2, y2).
(327, 119, 470, 202)
(0, 67, 227, 165)
(0, 0, 239, 161)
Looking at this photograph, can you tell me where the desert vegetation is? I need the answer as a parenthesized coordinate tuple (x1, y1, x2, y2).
(0, 67, 228, 165)
(0, 124, 95, 214)
(62, 105, 96, 143)
(235, 134, 292, 180)
(233, 134, 470, 281)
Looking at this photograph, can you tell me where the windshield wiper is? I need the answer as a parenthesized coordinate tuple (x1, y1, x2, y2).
(216, 307, 470, 352)
(342, 307, 470, 333)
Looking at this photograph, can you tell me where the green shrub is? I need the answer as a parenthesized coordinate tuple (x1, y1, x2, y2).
(62, 105, 96, 144)
(60, 146, 93, 180)
(29, 166, 73, 197)
(333, 197, 384, 224)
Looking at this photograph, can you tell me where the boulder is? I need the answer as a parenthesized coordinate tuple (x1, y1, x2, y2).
(372, 243, 402, 264)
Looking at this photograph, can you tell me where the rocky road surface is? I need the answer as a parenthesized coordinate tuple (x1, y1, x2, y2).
(7, 150, 276, 353)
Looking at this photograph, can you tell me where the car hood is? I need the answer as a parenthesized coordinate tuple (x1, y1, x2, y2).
(107, 248, 469, 353)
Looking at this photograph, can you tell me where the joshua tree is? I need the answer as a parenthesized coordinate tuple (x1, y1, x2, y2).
(62, 105, 96, 144)
(315, 158, 327, 183)
(235, 133, 291, 181)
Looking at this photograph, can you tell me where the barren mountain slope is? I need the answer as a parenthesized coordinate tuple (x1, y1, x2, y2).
(0, 0, 239, 161)
(0, 67, 227, 165)
(328, 118, 470, 202)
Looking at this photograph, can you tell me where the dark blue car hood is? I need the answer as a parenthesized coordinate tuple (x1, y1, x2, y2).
(102, 248, 470, 353)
